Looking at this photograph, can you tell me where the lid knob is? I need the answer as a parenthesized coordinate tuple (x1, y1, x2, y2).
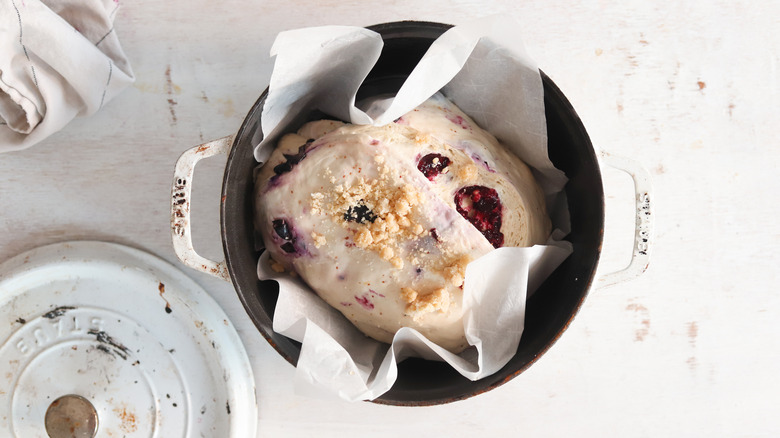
(44, 394, 98, 438)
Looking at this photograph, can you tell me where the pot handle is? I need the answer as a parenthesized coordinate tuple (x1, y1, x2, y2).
(596, 151, 653, 289)
(171, 135, 235, 282)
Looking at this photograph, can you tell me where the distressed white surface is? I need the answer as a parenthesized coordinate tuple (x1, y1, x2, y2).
(0, 1, 778, 436)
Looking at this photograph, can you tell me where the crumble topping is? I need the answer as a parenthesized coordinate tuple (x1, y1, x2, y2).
(401, 287, 451, 321)
(400, 287, 418, 303)
(307, 151, 474, 287)
(442, 255, 470, 287)
(310, 192, 325, 215)
(311, 232, 327, 248)
(310, 165, 424, 271)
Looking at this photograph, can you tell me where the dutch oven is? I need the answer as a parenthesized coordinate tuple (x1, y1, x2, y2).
(170, 20, 653, 406)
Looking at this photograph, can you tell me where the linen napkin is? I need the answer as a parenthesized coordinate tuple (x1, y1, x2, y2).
(0, 0, 134, 152)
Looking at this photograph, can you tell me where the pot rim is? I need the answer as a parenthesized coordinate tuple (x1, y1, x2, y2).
(207, 20, 634, 406)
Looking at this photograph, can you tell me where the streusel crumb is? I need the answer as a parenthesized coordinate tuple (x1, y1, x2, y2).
(310, 162, 425, 270)
(405, 288, 450, 321)
(400, 287, 418, 303)
(443, 255, 471, 288)
(311, 232, 327, 248)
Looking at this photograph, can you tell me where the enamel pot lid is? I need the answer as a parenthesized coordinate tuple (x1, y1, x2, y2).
(0, 241, 257, 437)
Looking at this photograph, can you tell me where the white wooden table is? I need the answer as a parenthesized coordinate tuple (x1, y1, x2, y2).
(2, 1, 778, 436)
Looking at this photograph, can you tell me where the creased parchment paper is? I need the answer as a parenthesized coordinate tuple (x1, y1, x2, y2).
(254, 16, 573, 402)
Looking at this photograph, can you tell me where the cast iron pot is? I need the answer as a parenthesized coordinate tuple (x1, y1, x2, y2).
(171, 21, 652, 406)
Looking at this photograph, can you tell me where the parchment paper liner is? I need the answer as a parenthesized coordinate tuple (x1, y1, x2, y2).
(254, 16, 572, 401)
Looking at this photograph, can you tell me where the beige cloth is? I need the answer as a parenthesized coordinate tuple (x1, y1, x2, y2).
(0, 0, 134, 152)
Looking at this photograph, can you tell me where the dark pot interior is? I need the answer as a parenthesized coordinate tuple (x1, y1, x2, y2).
(221, 21, 604, 406)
